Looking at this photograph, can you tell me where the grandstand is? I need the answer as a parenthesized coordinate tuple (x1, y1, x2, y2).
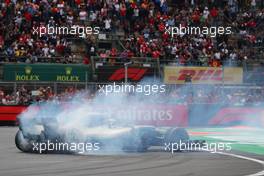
(0, 0, 263, 105)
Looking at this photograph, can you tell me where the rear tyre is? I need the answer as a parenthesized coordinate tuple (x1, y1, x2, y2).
(15, 130, 33, 153)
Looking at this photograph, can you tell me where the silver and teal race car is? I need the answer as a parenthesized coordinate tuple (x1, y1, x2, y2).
(15, 113, 204, 153)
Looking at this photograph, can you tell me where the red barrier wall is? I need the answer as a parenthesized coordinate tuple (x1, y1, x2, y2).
(0, 106, 27, 121)
(0, 105, 188, 127)
(209, 107, 264, 126)
(95, 105, 189, 127)
(132, 105, 188, 127)
(1, 105, 263, 127)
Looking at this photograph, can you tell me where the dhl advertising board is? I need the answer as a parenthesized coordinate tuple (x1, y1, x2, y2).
(164, 66, 243, 84)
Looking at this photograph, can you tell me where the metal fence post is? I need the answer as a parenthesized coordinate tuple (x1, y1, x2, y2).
(13, 82, 17, 94)
(85, 71, 88, 91)
(54, 82, 57, 95)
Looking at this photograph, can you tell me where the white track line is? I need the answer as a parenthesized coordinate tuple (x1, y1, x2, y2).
(212, 151, 264, 176)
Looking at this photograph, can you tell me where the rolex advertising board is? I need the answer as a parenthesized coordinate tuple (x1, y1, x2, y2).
(3, 64, 91, 82)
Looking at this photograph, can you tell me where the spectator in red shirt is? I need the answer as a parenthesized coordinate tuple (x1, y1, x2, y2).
(83, 56, 90, 65)
(192, 9, 201, 23)
(210, 7, 218, 18)
(152, 50, 160, 59)
(0, 35, 4, 49)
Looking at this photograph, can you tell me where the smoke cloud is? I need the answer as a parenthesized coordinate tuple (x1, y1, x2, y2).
(18, 80, 171, 154)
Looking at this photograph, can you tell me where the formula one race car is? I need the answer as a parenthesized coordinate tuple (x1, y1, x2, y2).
(15, 113, 204, 153)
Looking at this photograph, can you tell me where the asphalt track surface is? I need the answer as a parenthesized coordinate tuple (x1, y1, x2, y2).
(0, 127, 264, 176)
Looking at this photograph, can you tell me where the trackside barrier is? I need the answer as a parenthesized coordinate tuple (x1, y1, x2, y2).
(0, 105, 264, 127)
(188, 104, 264, 127)
(0, 105, 189, 126)
(0, 106, 27, 125)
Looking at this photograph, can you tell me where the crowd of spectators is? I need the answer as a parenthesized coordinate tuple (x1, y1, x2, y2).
(0, 0, 263, 66)
(0, 86, 89, 105)
(168, 85, 264, 106)
(105, 0, 264, 66)
(0, 84, 264, 106)
(0, 0, 82, 64)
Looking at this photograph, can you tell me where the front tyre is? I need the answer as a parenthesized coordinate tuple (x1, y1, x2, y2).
(135, 134, 149, 152)
(123, 138, 149, 152)
(123, 132, 150, 152)
(15, 130, 33, 153)
(165, 128, 190, 152)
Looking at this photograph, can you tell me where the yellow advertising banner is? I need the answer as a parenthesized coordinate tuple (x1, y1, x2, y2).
(164, 66, 243, 84)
